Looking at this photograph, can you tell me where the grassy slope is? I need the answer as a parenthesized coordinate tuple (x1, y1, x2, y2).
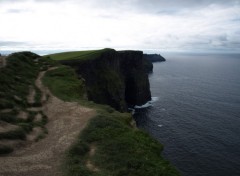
(0, 53, 56, 154)
(45, 48, 111, 61)
(43, 66, 86, 101)
(43, 66, 180, 176)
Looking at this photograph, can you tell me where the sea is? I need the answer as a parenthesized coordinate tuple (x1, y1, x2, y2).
(133, 53, 240, 176)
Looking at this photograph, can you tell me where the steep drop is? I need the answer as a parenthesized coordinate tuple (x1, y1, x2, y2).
(59, 49, 151, 111)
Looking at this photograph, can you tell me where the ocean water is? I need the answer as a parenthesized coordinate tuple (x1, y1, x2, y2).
(133, 53, 240, 176)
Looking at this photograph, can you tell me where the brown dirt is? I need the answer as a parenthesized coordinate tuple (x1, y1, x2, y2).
(27, 86, 36, 104)
(26, 127, 43, 142)
(0, 109, 12, 113)
(34, 113, 42, 122)
(0, 140, 24, 149)
(17, 111, 28, 120)
(0, 68, 96, 176)
(0, 56, 7, 68)
(86, 144, 99, 172)
(0, 121, 19, 133)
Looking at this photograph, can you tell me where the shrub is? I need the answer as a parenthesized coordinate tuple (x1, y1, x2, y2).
(0, 145, 14, 155)
(0, 128, 26, 140)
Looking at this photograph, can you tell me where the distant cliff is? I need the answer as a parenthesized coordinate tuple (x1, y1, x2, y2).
(59, 49, 151, 111)
(144, 54, 166, 62)
(142, 54, 166, 73)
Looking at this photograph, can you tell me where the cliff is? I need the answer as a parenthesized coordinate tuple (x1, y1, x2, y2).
(0, 51, 180, 175)
(144, 54, 166, 62)
(58, 49, 151, 111)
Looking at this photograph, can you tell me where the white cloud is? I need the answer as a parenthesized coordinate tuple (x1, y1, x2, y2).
(0, 0, 239, 53)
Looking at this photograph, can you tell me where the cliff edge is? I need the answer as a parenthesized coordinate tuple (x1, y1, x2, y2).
(144, 53, 166, 62)
(55, 49, 151, 111)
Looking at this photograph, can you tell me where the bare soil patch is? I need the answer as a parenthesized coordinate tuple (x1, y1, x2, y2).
(86, 144, 100, 172)
(0, 56, 7, 68)
(0, 121, 19, 133)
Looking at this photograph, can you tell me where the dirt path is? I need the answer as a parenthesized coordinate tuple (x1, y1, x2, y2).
(0, 68, 96, 176)
(27, 86, 36, 104)
(0, 56, 7, 68)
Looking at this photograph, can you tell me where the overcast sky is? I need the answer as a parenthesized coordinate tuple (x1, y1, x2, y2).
(0, 0, 240, 53)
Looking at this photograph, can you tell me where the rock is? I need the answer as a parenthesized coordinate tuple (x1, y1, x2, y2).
(143, 54, 166, 62)
(60, 49, 151, 111)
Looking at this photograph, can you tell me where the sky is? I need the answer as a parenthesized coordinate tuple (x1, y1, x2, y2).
(0, 0, 240, 53)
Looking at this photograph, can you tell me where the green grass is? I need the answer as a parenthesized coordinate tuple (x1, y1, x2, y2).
(42, 64, 180, 176)
(64, 111, 180, 176)
(0, 52, 40, 109)
(0, 52, 57, 153)
(42, 66, 86, 101)
(45, 48, 112, 61)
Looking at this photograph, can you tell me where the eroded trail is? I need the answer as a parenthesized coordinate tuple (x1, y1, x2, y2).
(0, 56, 7, 68)
(0, 68, 95, 176)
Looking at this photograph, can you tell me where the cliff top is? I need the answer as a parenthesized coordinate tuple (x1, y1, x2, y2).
(46, 48, 113, 61)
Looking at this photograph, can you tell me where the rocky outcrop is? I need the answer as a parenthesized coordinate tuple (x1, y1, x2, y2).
(60, 49, 151, 111)
(144, 54, 166, 62)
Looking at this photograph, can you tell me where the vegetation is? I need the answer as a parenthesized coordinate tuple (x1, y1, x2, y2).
(0, 145, 13, 155)
(0, 52, 39, 109)
(0, 52, 56, 154)
(0, 50, 179, 175)
(42, 66, 86, 101)
(45, 48, 112, 61)
(65, 111, 180, 176)
(43, 64, 180, 176)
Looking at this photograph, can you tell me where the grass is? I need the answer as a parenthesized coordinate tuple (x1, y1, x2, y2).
(43, 64, 180, 176)
(0, 52, 57, 153)
(0, 51, 180, 175)
(42, 66, 86, 101)
(0, 52, 39, 109)
(0, 111, 20, 123)
(64, 111, 180, 176)
(45, 48, 112, 61)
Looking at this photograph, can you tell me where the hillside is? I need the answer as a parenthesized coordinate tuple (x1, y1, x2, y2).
(0, 51, 180, 176)
(0, 52, 51, 154)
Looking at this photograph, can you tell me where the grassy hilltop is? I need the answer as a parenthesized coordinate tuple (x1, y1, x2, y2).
(46, 48, 111, 61)
(0, 50, 180, 176)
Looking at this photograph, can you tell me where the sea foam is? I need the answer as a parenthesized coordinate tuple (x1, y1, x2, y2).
(134, 97, 159, 109)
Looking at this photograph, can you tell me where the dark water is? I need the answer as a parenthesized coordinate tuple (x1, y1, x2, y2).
(134, 53, 240, 176)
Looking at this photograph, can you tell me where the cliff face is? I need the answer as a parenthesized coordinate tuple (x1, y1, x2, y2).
(118, 51, 151, 107)
(60, 49, 151, 111)
(144, 54, 166, 62)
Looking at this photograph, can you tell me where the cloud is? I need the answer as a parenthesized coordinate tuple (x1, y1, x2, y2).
(6, 8, 32, 13)
(0, 0, 239, 53)
(0, 41, 27, 46)
(7, 9, 23, 13)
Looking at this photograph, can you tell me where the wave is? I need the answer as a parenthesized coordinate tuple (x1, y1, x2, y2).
(128, 108, 136, 115)
(134, 97, 159, 109)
